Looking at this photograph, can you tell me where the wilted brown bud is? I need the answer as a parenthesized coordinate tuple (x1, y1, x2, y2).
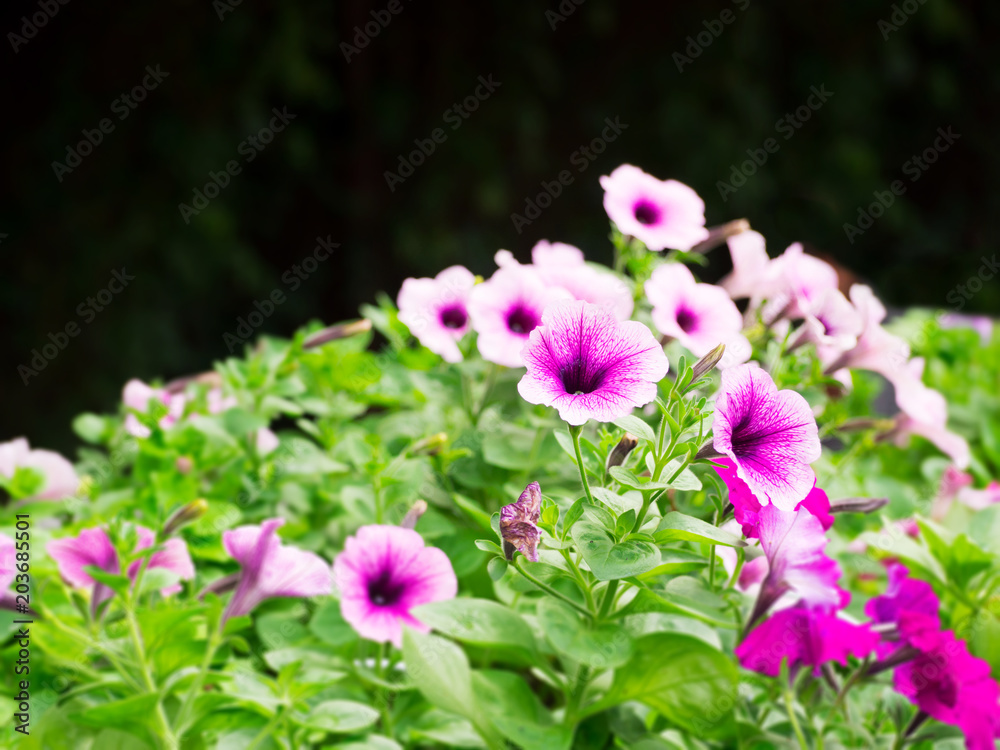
(163, 498, 208, 536)
(691, 343, 726, 381)
(400, 500, 428, 530)
(302, 318, 373, 349)
(606, 434, 639, 472)
(829, 496, 890, 515)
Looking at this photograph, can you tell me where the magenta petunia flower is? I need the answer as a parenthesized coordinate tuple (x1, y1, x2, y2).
(500, 481, 542, 562)
(599, 165, 709, 251)
(721, 229, 771, 302)
(334, 524, 457, 648)
(865, 564, 939, 638)
(396, 265, 477, 363)
(712, 364, 822, 511)
(517, 300, 669, 426)
(47, 525, 195, 608)
(714, 459, 833, 539)
(468, 264, 570, 367)
(645, 263, 749, 362)
(736, 606, 879, 677)
(0, 437, 79, 501)
(222, 518, 332, 621)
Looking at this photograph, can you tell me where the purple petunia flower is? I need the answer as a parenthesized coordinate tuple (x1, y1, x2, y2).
(334, 524, 457, 648)
(736, 606, 878, 677)
(222, 518, 331, 621)
(468, 264, 570, 367)
(645, 263, 749, 363)
(500, 481, 542, 562)
(517, 300, 669, 426)
(397, 265, 477, 363)
(712, 364, 821, 511)
(599, 165, 709, 251)
(47, 525, 195, 609)
(0, 437, 79, 501)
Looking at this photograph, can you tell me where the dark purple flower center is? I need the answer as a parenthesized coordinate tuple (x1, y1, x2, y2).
(559, 358, 606, 396)
(633, 200, 661, 226)
(367, 568, 406, 607)
(675, 307, 698, 334)
(817, 316, 832, 335)
(506, 305, 539, 336)
(439, 305, 468, 330)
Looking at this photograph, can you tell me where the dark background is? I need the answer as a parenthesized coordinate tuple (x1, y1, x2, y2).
(1, 0, 997, 451)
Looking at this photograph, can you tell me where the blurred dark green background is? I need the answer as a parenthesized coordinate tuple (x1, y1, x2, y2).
(2, 0, 997, 451)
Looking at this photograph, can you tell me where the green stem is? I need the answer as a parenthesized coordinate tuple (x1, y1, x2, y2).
(784, 683, 809, 750)
(246, 710, 283, 750)
(559, 550, 597, 613)
(514, 557, 592, 618)
(563, 665, 591, 725)
(375, 642, 395, 738)
(475, 363, 499, 421)
(124, 601, 176, 749)
(175, 624, 223, 734)
(597, 580, 618, 620)
(569, 424, 594, 504)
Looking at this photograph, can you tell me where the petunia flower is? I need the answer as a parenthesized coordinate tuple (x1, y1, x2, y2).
(958, 481, 1000, 512)
(645, 263, 750, 363)
(222, 518, 332, 621)
(0, 437, 78, 501)
(396, 265, 477, 363)
(517, 300, 669, 426)
(468, 264, 570, 367)
(721, 229, 771, 302)
(500, 481, 542, 562)
(752, 503, 847, 623)
(711, 364, 822, 511)
(821, 285, 910, 381)
(334, 524, 457, 648)
(736, 606, 879, 677)
(496, 242, 634, 320)
(0, 533, 15, 605)
(890, 358, 970, 469)
(599, 165, 709, 251)
(47, 525, 195, 610)
(788, 288, 863, 359)
(123, 379, 188, 438)
(759, 243, 839, 322)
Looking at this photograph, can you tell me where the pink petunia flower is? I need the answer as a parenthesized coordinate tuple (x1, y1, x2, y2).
(47, 525, 195, 608)
(721, 229, 771, 302)
(497, 242, 634, 320)
(736, 606, 879, 677)
(821, 285, 910, 381)
(517, 300, 669, 426)
(500, 482, 542, 562)
(0, 533, 15, 593)
(645, 263, 750, 363)
(397, 266, 477, 363)
(0, 437, 78, 501)
(712, 364, 822, 511)
(599, 165, 709, 251)
(891, 358, 970, 469)
(939, 312, 993, 346)
(958, 481, 1000, 512)
(123, 379, 187, 437)
(468, 264, 570, 367)
(788, 288, 863, 359)
(334, 524, 457, 648)
(760, 243, 839, 322)
(222, 518, 332, 621)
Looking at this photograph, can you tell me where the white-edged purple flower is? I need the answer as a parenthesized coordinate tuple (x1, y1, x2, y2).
(396, 265, 476, 363)
(645, 262, 749, 362)
(123, 379, 187, 437)
(0, 437, 78, 501)
(222, 518, 332, 621)
(334, 524, 457, 648)
(712, 364, 821, 510)
(518, 300, 669, 426)
(500, 482, 542, 562)
(599, 165, 709, 251)
(468, 264, 570, 367)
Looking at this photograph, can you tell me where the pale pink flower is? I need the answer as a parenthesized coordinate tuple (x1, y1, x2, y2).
(123, 379, 187, 437)
(891, 358, 970, 469)
(721, 229, 770, 301)
(760, 243, 839, 321)
(397, 266, 476, 363)
(822, 285, 910, 380)
(0, 437, 78, 500)
(789, 289, 863, 359)
(958, 481, 1000, 512)
(0, 533, 15, 593)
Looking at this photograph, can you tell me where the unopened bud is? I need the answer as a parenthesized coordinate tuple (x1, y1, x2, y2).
(164, 498, 209, 536)
(302, 318, 373, 349)
(197, 572, 241, 600)
(691, 343, 726, 381)
(606, 434, 639, 471)
(410, 432, 448, 456)
(400, 500, 428, 530)
(688, 219, 751, 254)
(175, 456, 193, 474)
(695, 442, 724, 461)
(829, 496, 890, 515)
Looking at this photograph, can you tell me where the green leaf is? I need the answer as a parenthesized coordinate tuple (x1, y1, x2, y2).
(591, 487, 643, 516)
(301, 700, 379, 733)
(609, 466, 670, 491)
(487, 557, 508, 581)
(412, 598, 536, 655)
(612, 415, 656, 444)
(71, 693, 160, 742)
(73, 412, 110, 443)
(475, 539, 504, 556)
(472, 670, 572, 750)
(593, 633, 738, 734)
(537, 599, 633, 668)
(571, 514, 661, 581)
(83, 566, 132, 597)
(309, 601, 359, 647)
(655, 512, 746, 548)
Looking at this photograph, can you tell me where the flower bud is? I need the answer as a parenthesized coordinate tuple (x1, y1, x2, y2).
(606, 434, 639, 472)
(691, 343, 726, 382)
(163, 498, 209, 536)
(400, 500, 428, 530)
(175, 456, 193, 474)
(409, 432, 448, 456)
(302, 318, 373, 349)
(829, 496, 889, 515)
